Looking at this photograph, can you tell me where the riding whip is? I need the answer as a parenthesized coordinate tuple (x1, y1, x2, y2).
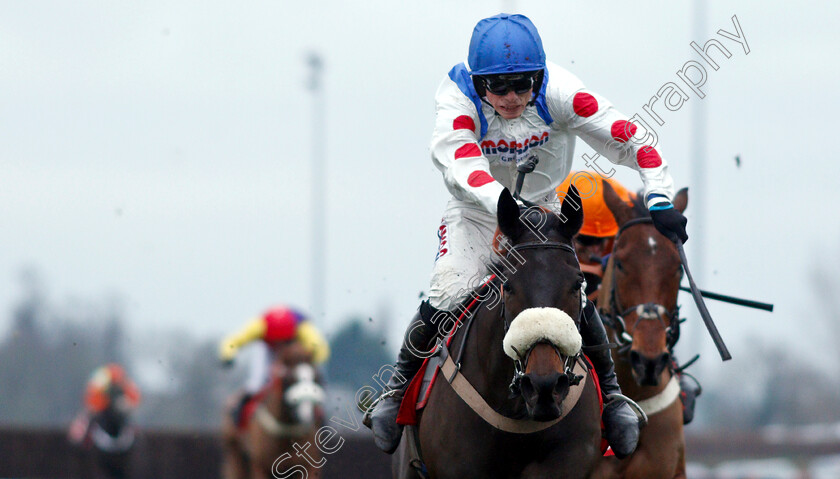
(677, 286, 774, 312)
(513, 155, 539, 199)
(676, 239, 732, 361)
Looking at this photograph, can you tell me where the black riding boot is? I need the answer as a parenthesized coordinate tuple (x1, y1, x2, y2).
(673, 357, 702, 425)
(365, 301, 440, 454)
(580, 302, 640, 459)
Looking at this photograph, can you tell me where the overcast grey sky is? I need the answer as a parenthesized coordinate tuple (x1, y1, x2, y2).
(2, 1, 839, 381)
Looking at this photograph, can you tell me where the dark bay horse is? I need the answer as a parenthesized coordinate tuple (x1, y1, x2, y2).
(395, 187, 603, 479)
(592, 182, 689, 479)
(222, 341, 326, 479)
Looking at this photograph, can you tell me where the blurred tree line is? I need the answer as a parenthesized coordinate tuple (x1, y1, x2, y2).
(0, 270, 393, 430)
(3, 267, 839, 432)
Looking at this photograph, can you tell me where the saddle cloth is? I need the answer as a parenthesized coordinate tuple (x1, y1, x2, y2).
(396, 354, 441, 426)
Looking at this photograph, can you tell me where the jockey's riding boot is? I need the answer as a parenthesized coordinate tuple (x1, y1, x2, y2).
(580, 301, 640, 459)
(673, 357, 702, 425)
(231, 392, 253, 428)
(365, 301, 440, 454)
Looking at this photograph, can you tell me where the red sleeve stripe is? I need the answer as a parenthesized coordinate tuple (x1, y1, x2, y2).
(636, 146, 663, 168)
(573, 92, 599, 118)
(455, 143, 481, 159)
(467, 170, 495, 187)
(453, 115, 476, 131)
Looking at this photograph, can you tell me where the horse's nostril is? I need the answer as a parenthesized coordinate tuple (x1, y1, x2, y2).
(520, 376, 536, 400)
(629, 350, 643, 367)
(522, 373, 562, 401)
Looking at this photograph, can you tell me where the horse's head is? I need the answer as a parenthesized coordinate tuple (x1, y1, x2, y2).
(496, 186, 586, 420)
(269, 341, 325, 425)
(603, 181, 688, 386)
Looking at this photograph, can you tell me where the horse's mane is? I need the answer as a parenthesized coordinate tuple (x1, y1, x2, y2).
(631, 190, 650, 219)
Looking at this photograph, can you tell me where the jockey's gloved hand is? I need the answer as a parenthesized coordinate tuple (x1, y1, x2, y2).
(650, 203, 688, 244)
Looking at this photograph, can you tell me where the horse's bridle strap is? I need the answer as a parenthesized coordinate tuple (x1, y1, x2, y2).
(439, 346, 588, 434)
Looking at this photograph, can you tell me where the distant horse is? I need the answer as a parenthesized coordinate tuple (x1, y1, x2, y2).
(394, 187, 603, 479)
(222, 341, 326, 479)
(69, 383, 138, 479)
(591, 182, 689, 479)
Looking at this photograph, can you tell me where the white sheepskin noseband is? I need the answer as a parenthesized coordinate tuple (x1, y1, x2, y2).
(503, 308, 582, 360)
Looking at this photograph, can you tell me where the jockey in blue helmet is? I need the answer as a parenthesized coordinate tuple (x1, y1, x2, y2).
(468, 14, 546, 75)
(468, 14, 547, 116)
(366, 12, 689, 458)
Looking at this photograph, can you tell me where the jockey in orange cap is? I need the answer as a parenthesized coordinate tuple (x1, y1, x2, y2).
(556, 171, 634, 301)
(84, 363, 142, 414)
(219, 305, 329, 426)
(556, 171, 701, 425)
(68, 363, 141, 446)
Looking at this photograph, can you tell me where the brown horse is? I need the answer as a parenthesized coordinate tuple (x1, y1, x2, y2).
(222, 341, 326, 479)
(591, 182, 689, 479)
(394, 187, 603, 479)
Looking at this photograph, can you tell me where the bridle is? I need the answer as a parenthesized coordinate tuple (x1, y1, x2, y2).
(603, 218, 683, 354)
(499, 240, 585, 396)
(254, 362, 324, 438)
(427, 237, 594, 434)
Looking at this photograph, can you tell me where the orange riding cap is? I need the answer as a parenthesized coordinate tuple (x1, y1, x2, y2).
(556, 171, 635, 238)
(84, 363, 141, 413)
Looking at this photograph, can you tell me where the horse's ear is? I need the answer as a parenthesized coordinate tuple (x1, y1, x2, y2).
(497, 188, 523, 240)
(602, 180, 634, 227)
(672, 187, 688, 213)
(558, 183, 583, 238)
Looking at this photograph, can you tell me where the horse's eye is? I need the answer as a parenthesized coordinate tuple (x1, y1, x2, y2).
(615, 259, 623, 271)
(502, 282, 513, 294)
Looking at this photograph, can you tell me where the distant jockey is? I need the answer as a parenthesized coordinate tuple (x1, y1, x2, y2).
(557, 171, 702, 424)
(366, 13, 689, 458)
(219, 305, 329, 427)
(84, 363, 142, 414)
(68, 363, 141, 445)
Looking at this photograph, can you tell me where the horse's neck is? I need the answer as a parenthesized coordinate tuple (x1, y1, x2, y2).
(262, 384, 292, 423)
(452, 302, 522, 414)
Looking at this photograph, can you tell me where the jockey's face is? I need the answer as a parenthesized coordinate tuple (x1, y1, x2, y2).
(485, 88, 532, 119)
(574, 235, 609, 265)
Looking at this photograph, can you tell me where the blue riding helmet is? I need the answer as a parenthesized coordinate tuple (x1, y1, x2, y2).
(468, 14, 546, 76)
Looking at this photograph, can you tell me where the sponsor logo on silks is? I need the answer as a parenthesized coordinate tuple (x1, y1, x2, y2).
(481, 131, 550, 163)
(435, 222, 449, 261)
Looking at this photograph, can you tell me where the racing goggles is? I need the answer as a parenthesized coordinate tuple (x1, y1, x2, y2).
(481, 72, 538, 96)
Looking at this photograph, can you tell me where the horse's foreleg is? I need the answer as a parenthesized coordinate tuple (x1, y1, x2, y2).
(672, 443, 687, 479)
(220, 419, 249, 479)
(391, 431, 415, 479)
